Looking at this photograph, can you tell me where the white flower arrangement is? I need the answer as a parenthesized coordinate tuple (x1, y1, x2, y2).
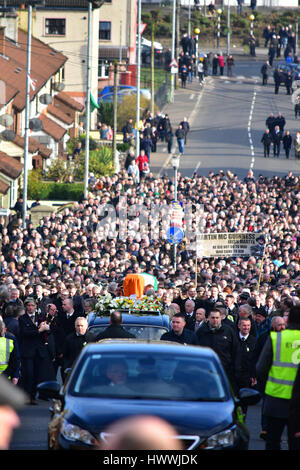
(94, 294, 164, 316)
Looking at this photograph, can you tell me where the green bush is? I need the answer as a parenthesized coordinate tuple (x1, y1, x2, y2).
(117, 142, 131, 152)
(98, 101, 114, 128)
(79, 134, 98, 151)
(73, 147, 114, 180)
(28, 179, 84, 201)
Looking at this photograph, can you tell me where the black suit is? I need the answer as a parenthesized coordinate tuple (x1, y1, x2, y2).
(63, 332, 88, 370)
(235, 333, 257, 389)
(18, 313, 56, 399)
(184, 313, 196, 331)
(261, 131, 272, 158)
(95, 324, 136, 341)
(271, 129, 282, 157)
(56, 311, 82, 339)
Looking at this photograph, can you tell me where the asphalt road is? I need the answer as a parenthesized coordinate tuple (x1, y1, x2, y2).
(151, 58, 300, 180)
(9, 396, 288, 451)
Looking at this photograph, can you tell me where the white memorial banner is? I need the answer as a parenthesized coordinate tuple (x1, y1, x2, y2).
(195, 233, 266, 258)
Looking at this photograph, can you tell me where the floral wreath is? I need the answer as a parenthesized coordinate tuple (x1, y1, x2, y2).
(94, 294, 164, 315)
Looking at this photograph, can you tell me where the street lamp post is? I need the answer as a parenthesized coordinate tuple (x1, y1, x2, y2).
(84, 1, 105, 199)
(194, 27, 200, 63)
(249, 14, 255, 37)
(172, 154, 180, 272)
(217, 9, 222, 50)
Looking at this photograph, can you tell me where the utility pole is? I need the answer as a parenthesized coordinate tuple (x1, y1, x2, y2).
(136, 0, 142, 159)
(170, 0, 176, 103)
(151, 20, 155, 115)
(23, 1, 33, 228)
(84, 0, 92, 199)
(84, 1, 104, 199)
(176, 0, 180, 90)
(227, 0, 230, 57)
(188, 0, 191, 37)
(112, 61, 118, 167)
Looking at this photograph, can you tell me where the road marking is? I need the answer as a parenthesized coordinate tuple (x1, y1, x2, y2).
(248, 87, 257, 173)
(190, 94, 195, 100)
(188, 79, 209, 126)
(158, 154, 172, 177)
(194, 161, 202, 174)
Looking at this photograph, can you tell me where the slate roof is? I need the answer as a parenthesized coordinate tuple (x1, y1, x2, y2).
(39, 113, 67, 141)
(0, 180, 9, 195)
(11, 134, 52, 158)
(55, 91, 84, 112)
(47, 103, 74, 125)
(0, 151, 23, 179)
(0, 29, 67, 112)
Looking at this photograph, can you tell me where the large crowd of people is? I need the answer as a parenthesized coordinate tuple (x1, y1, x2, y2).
(0, 15, 300, 451)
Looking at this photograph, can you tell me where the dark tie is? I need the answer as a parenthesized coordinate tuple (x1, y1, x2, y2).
(241, 337, 246, 342)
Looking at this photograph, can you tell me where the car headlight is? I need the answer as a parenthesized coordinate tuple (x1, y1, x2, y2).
(204, 427, 236, 449)
(60, 419, 96, 446)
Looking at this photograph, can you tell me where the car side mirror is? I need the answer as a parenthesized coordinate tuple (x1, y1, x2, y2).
(238, 388, 261, 407)
(37, 381, 61, 400)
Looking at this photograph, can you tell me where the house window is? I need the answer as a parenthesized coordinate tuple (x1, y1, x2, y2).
(45, 18, 66, 36)
(98, 59, 110, 78)
(99, 21, 111, 40)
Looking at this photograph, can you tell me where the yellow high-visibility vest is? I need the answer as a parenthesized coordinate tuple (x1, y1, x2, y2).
(265, 330, 300, 400)
(0, 337, 14, 374)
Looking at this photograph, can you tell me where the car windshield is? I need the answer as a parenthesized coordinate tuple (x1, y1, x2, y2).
(70, 353, 227, 402)
(88, 325, 168, 341)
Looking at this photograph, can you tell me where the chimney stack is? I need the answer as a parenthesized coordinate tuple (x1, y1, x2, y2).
(0, 10, 18, 44)
(0, 26, 5, 57)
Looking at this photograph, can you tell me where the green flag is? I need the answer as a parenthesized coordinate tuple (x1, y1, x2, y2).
(90, 92, 100, 112)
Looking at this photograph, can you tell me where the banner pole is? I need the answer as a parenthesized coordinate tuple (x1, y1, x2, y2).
(257, 237, 268, 290)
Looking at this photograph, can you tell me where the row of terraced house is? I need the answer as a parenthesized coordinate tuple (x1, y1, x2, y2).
(0, 0, 138, 210)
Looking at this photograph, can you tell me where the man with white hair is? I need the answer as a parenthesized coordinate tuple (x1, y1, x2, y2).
(184, 299, 196, 331)
(63, 317, 89, 370)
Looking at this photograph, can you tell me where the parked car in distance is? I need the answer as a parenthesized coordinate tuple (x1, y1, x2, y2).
(38, 341, 260, 450)
(98, 85, 151, 103)
(276, 62, 300, 85)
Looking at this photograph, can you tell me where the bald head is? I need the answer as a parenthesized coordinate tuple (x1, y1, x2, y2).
(110, 311, 122, 325)
(99, 415, 182, 450)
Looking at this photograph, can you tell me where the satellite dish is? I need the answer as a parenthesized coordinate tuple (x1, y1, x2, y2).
(1, 129, 16, 141)
(39, 93, 52, 105)
(54, 82, 65, 92)
(0, 114, 14, 128)
(29, 118, 43, 131)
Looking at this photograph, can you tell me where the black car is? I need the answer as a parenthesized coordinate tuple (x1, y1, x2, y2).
(276, 62, 300, 85)
(38, 341, 260, 450)
(87, 309, 170, 341)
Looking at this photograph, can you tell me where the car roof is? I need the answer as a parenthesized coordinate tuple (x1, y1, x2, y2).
(82, 340, 219, 360)
(88, 311, 170, 329)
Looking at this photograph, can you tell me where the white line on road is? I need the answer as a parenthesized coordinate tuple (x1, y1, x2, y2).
(194, 161, 202, 174)
(190, 94, 195, 100)
(248, 87, 257, 173)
